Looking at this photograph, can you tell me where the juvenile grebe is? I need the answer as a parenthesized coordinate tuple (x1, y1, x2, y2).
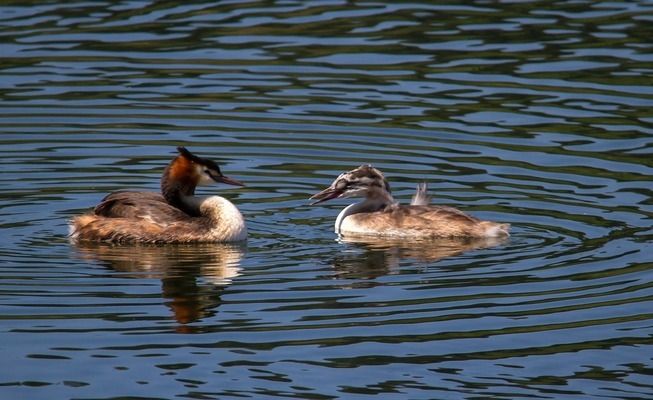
(70, 147, 247, 243)
(310, 165, 510, 238)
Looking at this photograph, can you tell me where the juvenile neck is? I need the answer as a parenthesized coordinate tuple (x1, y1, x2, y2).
(362, 187, 395, 211)
(334, 190, 395, 234)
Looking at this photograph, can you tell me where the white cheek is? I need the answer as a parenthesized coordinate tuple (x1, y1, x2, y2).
(198, 173, 215, 186)
(195, 165, 215, 186)
(341, 188, 365, 198)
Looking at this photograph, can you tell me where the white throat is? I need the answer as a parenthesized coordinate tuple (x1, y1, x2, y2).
(183, 194, 247, 241)
(334, 203, 360, 234)
(334, 196, 393, 234)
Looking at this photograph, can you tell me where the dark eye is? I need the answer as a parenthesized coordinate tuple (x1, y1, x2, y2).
(204, 169, 218, 180)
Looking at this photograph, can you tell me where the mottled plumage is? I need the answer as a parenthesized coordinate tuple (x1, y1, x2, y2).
(70, 147, 246, 243)
(310, 165, 510, 238)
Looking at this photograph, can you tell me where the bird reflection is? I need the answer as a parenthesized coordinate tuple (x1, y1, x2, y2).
(73, 243, 244, 330)
(332, 236, 508, 279)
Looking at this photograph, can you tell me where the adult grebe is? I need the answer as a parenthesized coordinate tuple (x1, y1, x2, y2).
(70, 147, 247, 243)
(310, 165, 510, 238)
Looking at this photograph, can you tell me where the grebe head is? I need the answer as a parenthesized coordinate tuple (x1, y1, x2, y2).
(167, 146, 244, 189)
(310, 164, 391, 205)
(162, 147, 244, 213)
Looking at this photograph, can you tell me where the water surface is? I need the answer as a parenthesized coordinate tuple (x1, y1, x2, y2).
(1, 1, 653, 399)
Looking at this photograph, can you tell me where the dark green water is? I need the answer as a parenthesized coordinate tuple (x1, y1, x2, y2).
(1, 1, 652, 399)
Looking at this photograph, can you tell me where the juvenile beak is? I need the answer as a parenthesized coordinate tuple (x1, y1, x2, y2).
(309, 186, 342, 205)
(215, 174, 245, 187)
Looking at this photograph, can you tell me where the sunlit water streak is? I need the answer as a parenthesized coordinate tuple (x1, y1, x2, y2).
(1, 1, 652, 399)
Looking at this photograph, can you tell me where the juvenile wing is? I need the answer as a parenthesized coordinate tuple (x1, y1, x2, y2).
(410, 183, 432, 206)
(348, 205, 483, 237)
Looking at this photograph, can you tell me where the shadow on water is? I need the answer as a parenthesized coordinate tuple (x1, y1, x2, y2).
(72, 242, 244, 331)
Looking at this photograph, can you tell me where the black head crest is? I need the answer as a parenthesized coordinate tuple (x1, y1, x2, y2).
(177, 146, 223, 175)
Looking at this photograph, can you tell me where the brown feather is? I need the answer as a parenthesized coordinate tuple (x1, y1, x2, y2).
(94, 191, 189, 222)
(343, 205, 508, 238)
(70, 213, 222, 244)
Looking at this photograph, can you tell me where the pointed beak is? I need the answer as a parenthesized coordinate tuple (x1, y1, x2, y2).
(215, 174, 245, 187)
(309, 186, 343, 205)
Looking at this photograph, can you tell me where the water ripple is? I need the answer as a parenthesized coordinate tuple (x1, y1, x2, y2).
(1, 1, 652, 399)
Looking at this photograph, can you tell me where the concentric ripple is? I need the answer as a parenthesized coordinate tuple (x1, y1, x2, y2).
(1, 1, 652, 399)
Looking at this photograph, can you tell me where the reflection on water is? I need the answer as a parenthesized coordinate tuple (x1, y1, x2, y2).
(74, 243, 243, 329)
(1, 0, 653, 399)
(334, 236, 507, 279)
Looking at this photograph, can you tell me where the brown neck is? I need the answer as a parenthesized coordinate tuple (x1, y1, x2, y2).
(161, 158, 200, 216)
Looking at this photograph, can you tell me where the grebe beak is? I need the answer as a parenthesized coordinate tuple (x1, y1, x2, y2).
(215, 174, 245, 187)
(309, 186, 343, 205)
